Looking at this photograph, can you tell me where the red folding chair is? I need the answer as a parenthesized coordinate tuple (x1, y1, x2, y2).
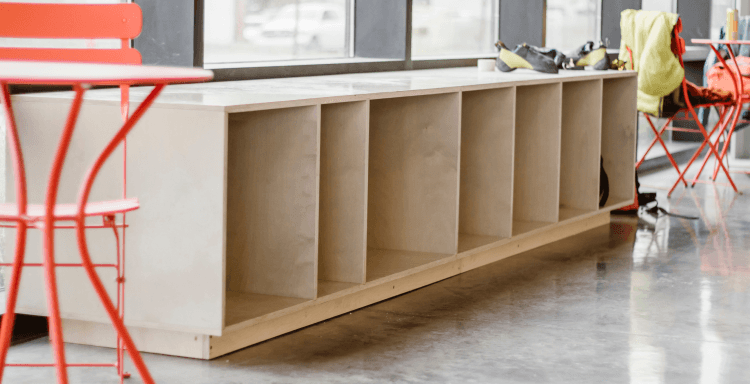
(0, 3, 153, 384)
(693, 41, 750, 184)
(630, 17, 740, 197)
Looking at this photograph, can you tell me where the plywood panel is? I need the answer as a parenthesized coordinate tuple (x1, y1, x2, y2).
(318, 101, 368, 285)
(5, 99, 227, 335)
(460, 87, 515, 239)
(513, 84, 562, 224)
(226, 106, 319, 300)
(560, 80, 602, 211)
(209, 211, 611, 359)
(366, 249, 452, 282)
(367, 93, 460, 255)
(601, 77, 638, 203)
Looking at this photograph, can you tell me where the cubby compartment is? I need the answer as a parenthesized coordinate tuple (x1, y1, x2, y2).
(559, 80, 603, 221)
(601, 77, 638, 209)
(318, 101, 369, 297)
(366, 93, 460, 282)
(513, 84, 562, 236)
(458, 87, 515, 253)
(224, 106, 319, 327)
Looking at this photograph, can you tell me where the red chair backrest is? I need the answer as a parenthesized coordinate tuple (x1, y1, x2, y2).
(0, 3, 144, 120)
(0, 3, 142, 64)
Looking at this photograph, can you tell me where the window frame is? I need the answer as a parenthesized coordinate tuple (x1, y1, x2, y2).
(192, 0, 508, 81)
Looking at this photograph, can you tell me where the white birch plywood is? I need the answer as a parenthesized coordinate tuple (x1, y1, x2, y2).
(318, 101, 368, 287)
(4, 99, 227, 336)
(459, 87, 515, 249)
(15, 68, 636, 113)
(513, 84, 563, 234)
(367, 93, 460, 255)
(560, 80, 603, 214)
(3, 68, 638, 359)
(226, 106, 319, 300)
(601, 77, 638, 206)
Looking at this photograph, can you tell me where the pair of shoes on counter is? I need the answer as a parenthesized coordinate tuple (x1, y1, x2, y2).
(562, 41, 609, 70)
(495, 41, 560, 74)
(495, 40, 612, 74)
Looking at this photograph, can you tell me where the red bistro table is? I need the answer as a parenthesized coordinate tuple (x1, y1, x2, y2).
(0, 60, 212, 384)
(682, 39, 750, 190)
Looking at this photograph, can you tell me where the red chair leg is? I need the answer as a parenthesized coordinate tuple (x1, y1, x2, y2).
(712, 102, 743, 181)
(635, 114, 668, 168)
(689, 105, 736, 185)
(688, 103, 738, 192)
(667, 111, 730, 197)
(641, 114, 689, 186)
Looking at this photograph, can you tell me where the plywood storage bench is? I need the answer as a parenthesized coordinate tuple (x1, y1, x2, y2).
(5, 67, 637, 359)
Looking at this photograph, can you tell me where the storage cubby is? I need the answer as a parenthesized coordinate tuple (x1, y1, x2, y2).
(366, 93, 460, 281)
(318, 101, 369, 297)
(459, 87, 515, 253)
(559, 80, 603, 221)
(225, 106, 319, 327)
(513, 84, 562, 236)
(601, 77, 638, 209)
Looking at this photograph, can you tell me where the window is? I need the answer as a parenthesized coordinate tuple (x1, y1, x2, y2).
(545, 0, 599, 52)
(711, 0, 736, 40)
(411, 0, 498, 58)
(203, 0, 353, 66)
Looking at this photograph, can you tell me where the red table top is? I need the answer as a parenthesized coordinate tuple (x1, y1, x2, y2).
(692, 39, 750, 45)
(0, 60, 213, 85)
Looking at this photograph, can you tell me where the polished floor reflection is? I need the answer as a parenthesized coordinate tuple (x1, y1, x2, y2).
(6, 168, 750, 383)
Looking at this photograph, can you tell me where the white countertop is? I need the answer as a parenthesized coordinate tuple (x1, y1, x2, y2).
(15, 67, 636, 113)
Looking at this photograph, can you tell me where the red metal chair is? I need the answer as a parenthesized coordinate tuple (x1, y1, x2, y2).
(630, 18, 740, 197)
(0, 3, 153, 384)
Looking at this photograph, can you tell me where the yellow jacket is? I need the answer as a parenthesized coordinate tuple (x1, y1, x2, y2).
(619, 10, 684, 116)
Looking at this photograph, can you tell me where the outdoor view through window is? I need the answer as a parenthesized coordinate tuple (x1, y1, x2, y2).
(204, 0, 351, 65)
(411, 0, 497, 58)
(545, 0, 599, 52)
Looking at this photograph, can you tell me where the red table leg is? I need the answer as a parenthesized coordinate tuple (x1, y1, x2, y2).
(0, 84, 164, 384)
(74, 84, 165, 384)
(0, 82, 30, 383)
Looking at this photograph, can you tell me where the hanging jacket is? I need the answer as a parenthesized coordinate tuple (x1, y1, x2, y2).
(618, 9, 684, 116)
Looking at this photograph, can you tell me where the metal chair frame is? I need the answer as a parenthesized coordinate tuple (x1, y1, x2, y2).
(0, 3, 154, 384)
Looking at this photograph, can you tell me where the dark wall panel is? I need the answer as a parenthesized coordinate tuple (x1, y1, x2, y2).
(355, 0, 407, 59)
(500, 0, 545, 47)
(601, 0, 642, 49)
(135, 0, 195, 67)
(677, 0, 711, 46)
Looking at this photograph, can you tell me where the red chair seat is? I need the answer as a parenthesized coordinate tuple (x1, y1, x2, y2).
(0, 198, 138, 221)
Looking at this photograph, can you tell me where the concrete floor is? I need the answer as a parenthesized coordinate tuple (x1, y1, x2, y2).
(5, 168, 750, 383)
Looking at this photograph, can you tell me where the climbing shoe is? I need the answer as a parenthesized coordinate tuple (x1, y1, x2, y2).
(495, 41, 558, 74)
(528, 45, 567, 68)
(564, 41, 609, 70)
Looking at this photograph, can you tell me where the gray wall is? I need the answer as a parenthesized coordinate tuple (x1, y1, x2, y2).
(354, 0, 407, 59)
(134, 0, 196, 67)
(677, 0, 711, 45)
(499, 0, 545, 47)
(601, 0, 642, 49)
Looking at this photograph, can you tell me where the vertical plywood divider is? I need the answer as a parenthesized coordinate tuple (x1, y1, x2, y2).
(560, 80, 603, 216)
(319, 101, 369, 285)
(601, 77, 638, 206)
(367, 93, 461, 255)
(226, 106, 319, 300)
(513, 84, 562, 232)
(459, 87, 515, 243)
